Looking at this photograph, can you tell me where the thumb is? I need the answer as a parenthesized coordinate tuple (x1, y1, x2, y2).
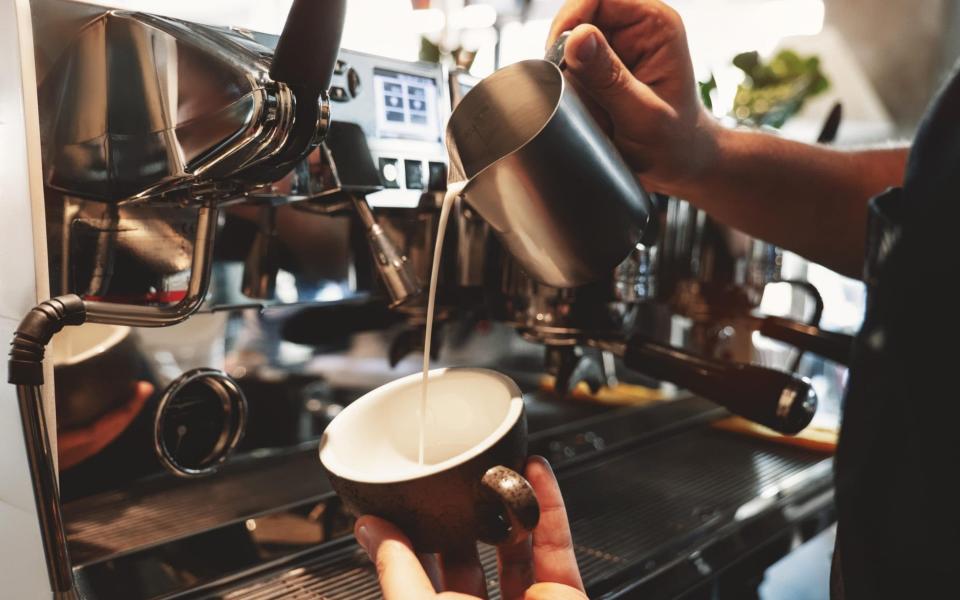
(563, 24, 653, 120)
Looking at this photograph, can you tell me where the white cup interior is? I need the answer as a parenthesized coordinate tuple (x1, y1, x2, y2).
(320, 368, 522, 483)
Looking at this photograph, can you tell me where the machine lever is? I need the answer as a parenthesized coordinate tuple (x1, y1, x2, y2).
(270, 0, 347, 94)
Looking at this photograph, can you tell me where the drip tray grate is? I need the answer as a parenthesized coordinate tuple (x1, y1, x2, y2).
(65, 451, 331, 566)
(203, 428, 830, 599)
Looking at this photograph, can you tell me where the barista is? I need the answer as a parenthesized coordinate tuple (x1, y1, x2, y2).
(546, 1, 957, 598)
(360, 1, 959, 598)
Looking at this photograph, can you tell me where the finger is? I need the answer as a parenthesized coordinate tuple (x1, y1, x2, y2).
(418, 552, 442, 592)
(523, 582, 589, 600)
(439, 544, 488, 598)
(548, 0, 599, 49)
(526, 456, 584, 592)
(496, 536, 534, 600)
(563, 24, 662, 120)
(549, 0, 675, 48)
(355, 516, 436, 600)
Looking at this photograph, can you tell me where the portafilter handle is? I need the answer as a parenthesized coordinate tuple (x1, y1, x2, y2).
(593, 336, 818, 435)
(545, 31, 571, 68)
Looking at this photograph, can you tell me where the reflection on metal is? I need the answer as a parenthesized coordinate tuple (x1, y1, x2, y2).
(658, 197, 783, 316)
(352, 196, 421, 308)
(447, 57, 652, 288)
(153, 368, 248, 478)
(34, 0, 330, 205)
(241, 205, 280, 300)
(495, 243, 660, 346)
(83, 204, 217, 326)
(16, 385, 78, 599)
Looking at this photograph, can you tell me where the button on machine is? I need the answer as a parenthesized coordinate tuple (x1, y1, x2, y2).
(329, 86, 349, 102)
(347, 67, 361, 98)
(428, 161, 447, 191)
(379, 157, 401, 188)
(405, 160, 424, 190)
(327, 50, 447, 208)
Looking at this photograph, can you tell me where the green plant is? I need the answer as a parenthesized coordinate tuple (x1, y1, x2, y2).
(699, 49, 830, 128)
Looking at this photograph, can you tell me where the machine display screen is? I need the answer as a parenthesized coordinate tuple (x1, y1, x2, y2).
(373, 68, 441, 142)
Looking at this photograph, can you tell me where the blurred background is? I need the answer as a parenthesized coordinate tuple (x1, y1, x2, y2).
(82, 0, 960, 412)
(75, 0, 960, 416)
(84, 0, 960, 136)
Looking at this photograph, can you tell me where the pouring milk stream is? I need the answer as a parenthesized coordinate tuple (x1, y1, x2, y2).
(418, 182, 465, 464)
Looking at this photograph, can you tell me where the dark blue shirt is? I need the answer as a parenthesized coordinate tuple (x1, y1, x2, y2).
(834, 62, 960, 598)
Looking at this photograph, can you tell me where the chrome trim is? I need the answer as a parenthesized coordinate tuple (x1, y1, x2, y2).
(153, 369, 249, 478)
(34, 0, 325, 205)
(83, 205, 217, 327)
(16, 384, 78, 599)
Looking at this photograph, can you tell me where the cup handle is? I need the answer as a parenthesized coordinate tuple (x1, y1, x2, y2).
(478, 465, 540, 545)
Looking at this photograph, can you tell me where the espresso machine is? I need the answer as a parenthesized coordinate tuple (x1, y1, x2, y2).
(3, 1, 842, 598)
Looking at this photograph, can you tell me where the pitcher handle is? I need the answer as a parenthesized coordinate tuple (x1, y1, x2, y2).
(545, 31, 572, 70)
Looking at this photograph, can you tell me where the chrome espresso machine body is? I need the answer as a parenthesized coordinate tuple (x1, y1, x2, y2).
(4, 2, 840, 598)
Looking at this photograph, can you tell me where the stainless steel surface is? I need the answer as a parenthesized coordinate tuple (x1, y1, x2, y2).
(17, 384, 77, 599)
(83, 204, 217, 326)
(171, 427, 832, 600)
(64, 450, 331, 567)
(657, 197, 783, 316)
(153, 369, 248, 478)
(19, 4, 834, 597)
(447, 58, 652, 288)
(241, 206, 280, 300)
(52, 323, 141, 430)
(284, 50, 448, 210)
(34, 0, 307, 204)
(58, 397, 832, 599)
(352, 196, 421, 308)
(494, 243, 660, 345)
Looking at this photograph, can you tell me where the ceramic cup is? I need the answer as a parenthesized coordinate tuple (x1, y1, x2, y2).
(319, 368, 539, 551)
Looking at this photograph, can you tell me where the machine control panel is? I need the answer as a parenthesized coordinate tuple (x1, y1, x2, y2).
(327, 49, 449, 207)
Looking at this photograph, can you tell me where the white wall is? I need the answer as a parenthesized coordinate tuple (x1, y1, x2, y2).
(0, 0, 54, 597)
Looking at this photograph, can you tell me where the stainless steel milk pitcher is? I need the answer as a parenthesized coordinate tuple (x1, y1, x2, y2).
(446, 33, 653, 288)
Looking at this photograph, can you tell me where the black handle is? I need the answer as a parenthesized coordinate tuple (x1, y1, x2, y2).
(817, 102, 843, 144)
(621, 336, 817, 435)
(478, 466, 540, 546)
(760, 316, 855, 366)
(271, 0, 348, 95)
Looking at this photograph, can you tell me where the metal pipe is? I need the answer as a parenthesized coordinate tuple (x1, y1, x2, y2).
(83, 205, 218, 327)
(16, 384, 78, 600)
(350, 195, 421, 308)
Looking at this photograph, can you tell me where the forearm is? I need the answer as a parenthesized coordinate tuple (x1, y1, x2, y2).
(660, 124, 909, 279)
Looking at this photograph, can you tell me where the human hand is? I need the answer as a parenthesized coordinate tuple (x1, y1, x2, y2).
(354, 456, 587, 599)
(548, 0, 719, 196)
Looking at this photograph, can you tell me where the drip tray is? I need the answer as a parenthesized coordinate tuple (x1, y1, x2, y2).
(190, 428, 832, 599)
(64, 450, 331, 566)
